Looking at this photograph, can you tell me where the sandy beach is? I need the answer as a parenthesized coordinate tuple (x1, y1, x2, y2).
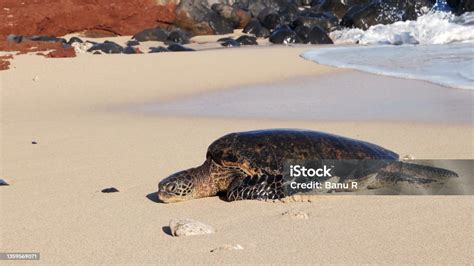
(1, 41, 473, 264)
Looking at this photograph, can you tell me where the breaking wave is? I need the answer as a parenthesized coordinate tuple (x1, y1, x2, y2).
(330, 11, 474, 45)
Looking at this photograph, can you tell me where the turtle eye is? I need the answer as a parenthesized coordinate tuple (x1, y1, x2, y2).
(166, 183, 177, 193)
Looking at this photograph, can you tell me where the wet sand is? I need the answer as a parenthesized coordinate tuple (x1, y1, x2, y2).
(136, 71, 474, 124)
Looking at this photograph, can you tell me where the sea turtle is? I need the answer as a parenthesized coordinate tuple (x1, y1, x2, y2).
(157, 129, 457, 203)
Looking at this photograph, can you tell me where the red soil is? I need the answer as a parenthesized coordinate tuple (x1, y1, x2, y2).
(0, 55, 13, 70)
(0, 40, 76, 70)
(0, 0, 176, 39)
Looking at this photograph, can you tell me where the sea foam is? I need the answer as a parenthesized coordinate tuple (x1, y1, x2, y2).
(302, 12, 474, 90)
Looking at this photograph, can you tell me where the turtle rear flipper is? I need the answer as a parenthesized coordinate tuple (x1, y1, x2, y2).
(366, 162, 458, 189)
(383, 162, 458, 180)
(226, 173, 285, 201)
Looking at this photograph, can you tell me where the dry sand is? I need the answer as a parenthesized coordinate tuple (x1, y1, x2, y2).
(0, 42, 473, 264)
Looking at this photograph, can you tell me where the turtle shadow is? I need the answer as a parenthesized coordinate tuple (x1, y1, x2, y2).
(146, 192, 163, 203)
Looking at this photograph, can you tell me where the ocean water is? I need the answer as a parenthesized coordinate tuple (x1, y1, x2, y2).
(302, 12, 474, 90)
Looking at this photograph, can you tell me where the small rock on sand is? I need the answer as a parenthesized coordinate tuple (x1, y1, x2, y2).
(32, 76, 39, 81)
(281, 210, 309, 220)
(210, 244, 244, 253)
(101, 187, 119, 193)
(169, 218, 215, 237)
(0, 179, 9, 186)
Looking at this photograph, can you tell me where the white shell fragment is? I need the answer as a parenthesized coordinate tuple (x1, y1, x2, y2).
(210, 244, 244, 253)
(169, 218, 215, 237)
(281, 210, 309, 220)
(402, 154, 416, 161)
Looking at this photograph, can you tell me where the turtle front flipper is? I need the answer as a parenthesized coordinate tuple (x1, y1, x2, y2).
(226, 172, 285, 201)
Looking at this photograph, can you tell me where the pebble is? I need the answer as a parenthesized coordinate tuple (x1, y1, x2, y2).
(101, 187, 119, 193)
(32, 76, 39, 82)
(0, 179, 9, 186)
(210, 244, 243, 253)
(169, 218, 215, 237)
(31, 141, 38, 144)
(281, 210, 309, 220)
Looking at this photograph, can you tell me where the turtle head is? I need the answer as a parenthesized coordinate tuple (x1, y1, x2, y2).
(158, 161, 214, 203)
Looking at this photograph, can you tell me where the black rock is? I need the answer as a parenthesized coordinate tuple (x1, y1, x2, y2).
(296, 11, 340, 31)
(459, 0, 474, 13)
(217, 37, 235, 42)
(269, 27, 298, 44)
(340, 1, 435, 30)
(133, 28, 169, 42)
(312, 0, 370, 19)
(29, 35, 66, 43)
(282, 4, 301, 24)
(6, 34, 23, 43)
(294, 25, 311, 43)
(126, 40, 140, 46)
(221, 39, 241, 47)
(87, 41, 124, 54)
(167, 43, 195, 52)
(149, 46, 170, 53)
(123, 46, 140, 54)
(212, 3, 249, 28)
(31, 141, 38, 144)
(247, 0, 291, 17)
(340, 4, 375, 29)
(293, 15, 329, 31)
(258, 7, 281, 30)
(166, 30, 190, 45)
(67, 37, 83, 45)
(101, 187, 119, 193)
(236, 35, 258, 45)
(243, 19, 271, 38)
(307, 26, 333, 44)
(208, 11, 235, 35)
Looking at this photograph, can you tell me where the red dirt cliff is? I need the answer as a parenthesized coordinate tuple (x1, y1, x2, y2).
(0, 0, 177, 39)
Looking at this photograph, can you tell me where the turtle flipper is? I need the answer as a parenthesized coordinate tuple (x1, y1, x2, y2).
(382, 162, 458, 180)
(364, 162, 458, 189)
(226, 173, 285, 201)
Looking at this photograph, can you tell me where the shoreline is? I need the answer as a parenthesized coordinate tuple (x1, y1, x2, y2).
(132, 70, 474, 125)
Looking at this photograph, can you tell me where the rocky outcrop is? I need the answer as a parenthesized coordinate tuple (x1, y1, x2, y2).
(0, 0, 176, 39)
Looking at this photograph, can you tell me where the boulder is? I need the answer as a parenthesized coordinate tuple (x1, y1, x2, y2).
(243, 19, 271, 38)
(307, 25, 333, 44)
(269, 25, 298, 44)
(133, 28, 169, 42)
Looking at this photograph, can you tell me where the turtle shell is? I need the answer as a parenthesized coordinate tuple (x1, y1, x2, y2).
(206, 129, 399, 175)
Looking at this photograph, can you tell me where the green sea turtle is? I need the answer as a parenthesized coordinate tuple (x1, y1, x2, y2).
(158, 129, 457, 203)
